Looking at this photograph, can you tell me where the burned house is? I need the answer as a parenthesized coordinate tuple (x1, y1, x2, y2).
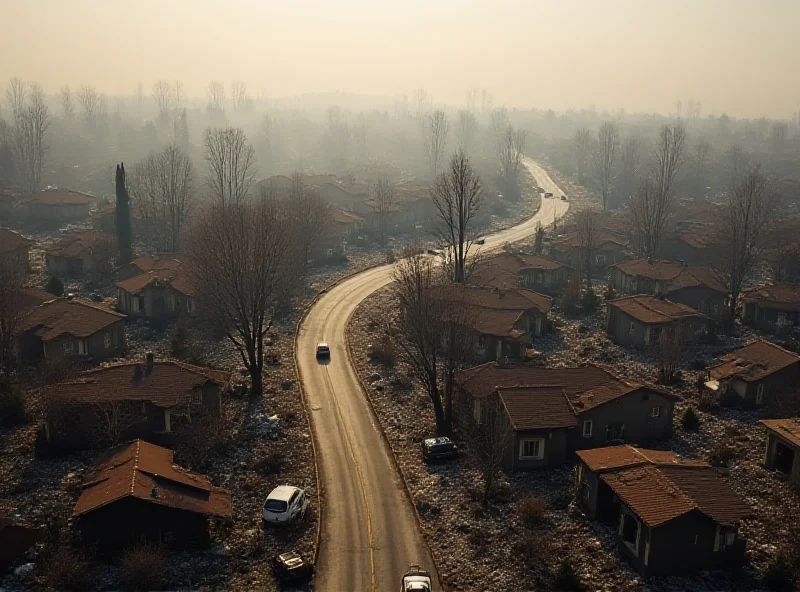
(609, 259, 726, 320)
(741, 284, 800, 332)
(457, 363, 679, 470)
(16, 298, 127, 363)
(73, 439, 232, 552)
(761, 419, 800, 491)
(576, 445, 752, 577)
(44, 355, 230, 449)
(704, 340, 800, 406)
(606, 295, 712, 348)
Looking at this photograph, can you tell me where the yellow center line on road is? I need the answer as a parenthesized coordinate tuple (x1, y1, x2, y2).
(320, 360, 376, 592)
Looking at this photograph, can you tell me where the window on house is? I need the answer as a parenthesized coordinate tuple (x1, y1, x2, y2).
(62, 340, 75, 354)
(104, 332, 111, 349)
(137, 295, 145, 312)
(192, 391, 202, 405)
(596, 254, 606, 264)
(621, 513, 639, 550)
(777, 313, 787, 326)
(725, 531, 735, 546)
(650, 406, 661, 418)
(606, 423, 625, 442)
(713, 302, 719, 313)
(186, 298, 194, 313)
(582, 420, 593, 438)
(698, 300, 706, 312)
(536, 272, 543, 283)
(629, 322, 636, 335)
(756, 384, 765, 404)
(519, 439, 544, 460)
(694, 534, 699, 545)
(78, 339, 88, 355)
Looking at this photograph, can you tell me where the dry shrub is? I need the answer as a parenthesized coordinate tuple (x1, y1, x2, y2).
(40, 545, 90, 591)
(519, 494, 547, 528)
(0, 377, 26, 425)
(515, 533, 557, 570)
(119, 540, 166, 591)
(254, 451, 284, 475)
(367, 334, 395, 366)
(708, 442, 737, 467)
(681, 407, 701, 431)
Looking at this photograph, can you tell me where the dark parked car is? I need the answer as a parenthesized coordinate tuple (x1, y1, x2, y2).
(475, 238, 485, 245)
(273, 551, 314, 582)
(421, 437, 458, 463)
(544, 192, 553, 198)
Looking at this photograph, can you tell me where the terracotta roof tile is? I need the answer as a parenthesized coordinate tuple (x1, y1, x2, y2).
(116, 266, 194, 297)
(551, 229, 628, 249)
(468, 265, 521, 290)
(0, 228, 32, 256)
(761, 418, 800, 448)
(19, 298, 125, 341)
(46, 231, 115, 259)
(602, 464, 751, 527)
(497, 386, 577, 430)
(480, 252, 571, 275)
(26, 189, 93, 206)
(606, 295, 708, 324)
(577, 445, 705, 473)
(458, 286, 552, 314)
(468, 308, 530, 340)
(707, 340, 800, 383)
(128, 255, 185, 274)
(73, 440, 232, 519)
(741, 284, 800, 311)
(612, 259, 725, 293)
(48, 360, 231, 407)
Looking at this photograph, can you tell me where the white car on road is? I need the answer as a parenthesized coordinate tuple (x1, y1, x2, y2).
(263, 485, 309, 525)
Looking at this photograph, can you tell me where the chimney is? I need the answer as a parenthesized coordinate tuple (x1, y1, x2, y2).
(145, 352, 154, 375)
(151, 487, 159, 498)
(132, 365, 143, 384)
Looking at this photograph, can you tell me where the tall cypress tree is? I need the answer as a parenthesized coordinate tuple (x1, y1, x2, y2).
(115, 163, 133, 265)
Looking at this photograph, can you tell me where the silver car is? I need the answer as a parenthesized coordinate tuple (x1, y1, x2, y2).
(263, 485, 309, 525)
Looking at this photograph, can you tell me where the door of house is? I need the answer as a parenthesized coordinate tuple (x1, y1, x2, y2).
(775, 441, 796, 474)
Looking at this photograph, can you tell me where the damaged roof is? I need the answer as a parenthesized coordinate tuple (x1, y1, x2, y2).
(577, 444, 705, 473)
(606, 295, 709, 324)
(742, 284, 800, 311)
(73, 439, 232, 519)
(19, 298, 125, 341)
(48, 360, 231, 407)
(707, 340, 800, 383)
(602, 464, 752, 527)
(761, 418, 800, 448)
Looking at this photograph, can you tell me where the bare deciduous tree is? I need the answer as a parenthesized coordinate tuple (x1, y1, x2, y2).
(77, 85, 103, 127)
(576, 210, 598, 287)
(464, 390, 512, 503)
(391, 247, 475, 435)
(325, 105, 350, 170)
(91, 400, 141, 448)
(653, 122, 686, 201)
(499, 126, 527, 197)
(652, 330, 683, 385)
(424, 110, 449, 177)
(572, 127, 592, 184)
(8, 83, 49, 194)
(231, 80, 248, 110)
(630, 177, 663, 259)
(152, 80, 173, 122)
(370, 175, 396, 245)
(457, 109, 477, 156)
(432, 150, 483, 283)
(592, 121, 619, 211)
(619, 133, 644, 202)
(693, 137, 712, 186)
(489, 107, 509, 156)
(207, 80, 225, 113)
(713, 165, 773, 325)
(129, 144, 195, 252)
(173, 80, 184, 111)
(59, 85, 74, 119)
(202, 127, 256, 206)
(771, 121, 788, 154)
(413, 88, 431, 123)
(5, 78, 27, 121)
(0, 262, 27, 374)
(281, 173, 329, 274)
(188, 198, 298, 397)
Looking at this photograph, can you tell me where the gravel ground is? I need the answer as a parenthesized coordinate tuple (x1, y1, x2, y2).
(347, 285, 799, 592)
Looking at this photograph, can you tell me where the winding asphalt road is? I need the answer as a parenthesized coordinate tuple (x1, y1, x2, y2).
(296, 159, 569, 592)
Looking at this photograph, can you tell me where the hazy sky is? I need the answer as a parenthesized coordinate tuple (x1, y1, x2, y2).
(2, 0, 798, 117)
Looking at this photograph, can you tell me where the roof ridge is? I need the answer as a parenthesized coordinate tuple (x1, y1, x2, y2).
(131, 439, 141, 496)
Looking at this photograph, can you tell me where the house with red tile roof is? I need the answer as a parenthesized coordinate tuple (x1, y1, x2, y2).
(73, 439, 232, 551)
(434, 285, 552, 363)
(704, 340, 800, 406)
(741, 284, 800, 333)
(610, 259, 727, 319)
(0, 228, 31, 272)
(472, 251, 577, 294)
(23, 188, 94, 226)
(115, 258, 195, 319)
(596, 455, 752, 577)
(16, 298, 126, 363)
(457, 363, 679, 470)
(761, 418, 800, 490)
(45, 230, 117, 279)
(45, 354, 231, 449)
(606, 295, 712, 348)
(549, 228, 629, 271)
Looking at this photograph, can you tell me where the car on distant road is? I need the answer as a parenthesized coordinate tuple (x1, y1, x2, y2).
(544, 192, 553, 198)
(263, 486, 309, 525)
(273, 551, 314, 583)
(475, 237, 485, 245)
(561, 195, 567, 201)
(316, 342, 330, 358)
(421, 436, 459, 463)
(427, 248, 443, 256)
